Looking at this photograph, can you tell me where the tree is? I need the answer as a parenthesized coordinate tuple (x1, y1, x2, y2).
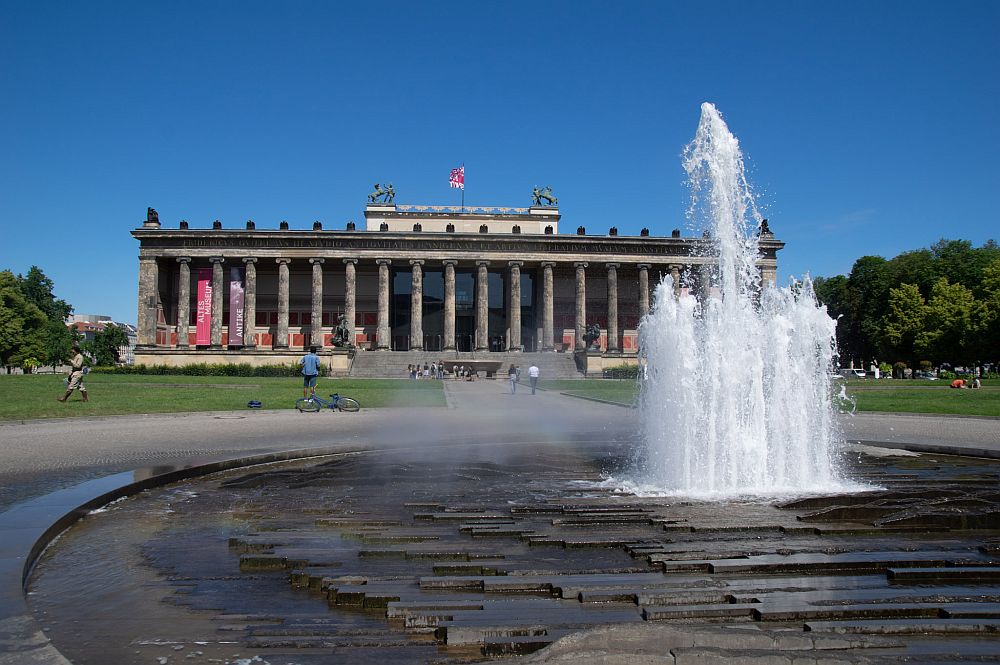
(17, 266, 72, 322)
(975, 257, 1000, 367)
(42, 319, 77, 369)
(887, 249, 936, 298)
(0, 270, 47, 369)
(86, 323, 130, 366)
(813, 275, 858, 364)
(846, 256, 892, 367)
(917, 278, 977, 367)
(880, 283, 926, 374)
(930, 239, 1000, 293)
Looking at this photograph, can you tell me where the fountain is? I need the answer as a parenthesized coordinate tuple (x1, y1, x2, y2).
(18, 104, 1000, 664)
(633, 103, 850, 498)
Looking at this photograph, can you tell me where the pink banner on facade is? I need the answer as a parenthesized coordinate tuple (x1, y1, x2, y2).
(195, 268, 212, 345)
(228, 267, 245, 345)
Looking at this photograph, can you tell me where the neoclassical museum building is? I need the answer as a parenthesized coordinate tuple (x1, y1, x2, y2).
(132, 199, 783, 375)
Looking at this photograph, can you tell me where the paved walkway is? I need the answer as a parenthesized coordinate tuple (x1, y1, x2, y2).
(1, 380, 997, 512)
(0, 379, 632, 512)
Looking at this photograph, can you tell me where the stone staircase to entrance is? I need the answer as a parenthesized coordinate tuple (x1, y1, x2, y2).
(348, 351, 581, 379)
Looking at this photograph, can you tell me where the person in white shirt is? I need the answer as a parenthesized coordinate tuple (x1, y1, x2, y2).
(528, 364, 540, 395)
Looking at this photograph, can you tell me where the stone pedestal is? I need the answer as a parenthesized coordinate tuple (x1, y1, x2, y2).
(376, 259, 391, 350)
(310, 258, 325, 348)
(541, 262, 554, 351)
(475, 261, 489, 351)
(606, 263, 619, 352)
(637, 263, 650, 315)
(242, 258, 257, 347)
(508, 261, 522, 351)
(574, 262, 587, 351)
(410, 259, 424, 351)
(344, 259, 357, 348)
(275, 258, 290, 349)
(176, 257, 191, 348)
(209, 257, 224, 349)
(670, 264, 682, 297)
(137, 256, 159, 347)
(443, 260, 456, 351)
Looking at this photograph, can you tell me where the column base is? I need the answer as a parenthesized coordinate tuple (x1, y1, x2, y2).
(475, 346, 489, 352)
(175, 344, 189, 350)
(273, 344, 289, 350)
(442, 345, 456, 351)
(411, 347, 424, 352)
(541, 345, 555, 352)
(208, 344, 223, 351)
(375, 346, 389, 351)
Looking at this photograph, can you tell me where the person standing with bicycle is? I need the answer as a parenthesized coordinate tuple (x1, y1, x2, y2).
(300, 346, 322, 399)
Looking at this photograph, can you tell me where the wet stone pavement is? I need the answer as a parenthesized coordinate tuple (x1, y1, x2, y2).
(26, 440, 1000, 664)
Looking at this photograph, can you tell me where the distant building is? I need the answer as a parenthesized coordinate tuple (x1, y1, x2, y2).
(68, 314, 138, 365)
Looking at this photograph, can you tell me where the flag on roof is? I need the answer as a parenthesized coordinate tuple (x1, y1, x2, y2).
(449, 165, 465, 190)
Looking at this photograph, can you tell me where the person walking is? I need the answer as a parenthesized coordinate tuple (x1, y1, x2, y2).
(528, 363, 540, 395)
(300, 345, 322, 398)
(508, 363, 518, 394)
(57, 343, 88, 402)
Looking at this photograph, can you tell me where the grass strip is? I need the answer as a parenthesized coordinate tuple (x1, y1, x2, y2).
(539, 379, 999, 417)
(0, 375, 445, 421)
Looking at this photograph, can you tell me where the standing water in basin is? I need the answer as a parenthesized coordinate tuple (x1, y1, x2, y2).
(633, 103, 848, 498)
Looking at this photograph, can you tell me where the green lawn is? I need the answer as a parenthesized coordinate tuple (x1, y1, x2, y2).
(846, 388, 1000, 417)
(538, 379, 638, 406)
(540, 378, 1000, 417)
(0, 375, 445, 421)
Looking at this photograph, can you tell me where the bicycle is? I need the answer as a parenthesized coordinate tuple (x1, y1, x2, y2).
(295, 392, 360, 413)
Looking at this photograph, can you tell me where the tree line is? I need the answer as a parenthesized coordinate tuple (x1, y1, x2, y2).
(0, 266, 129, 371)
(812, 239, 1000, 376)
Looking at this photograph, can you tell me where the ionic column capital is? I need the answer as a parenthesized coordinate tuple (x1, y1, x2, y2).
(376, 258, 392, 266)
(176, 256, 191, 264)
(309, 257, 325, 265)
(668, 263, 683, 271)
(442, 259, 458, 267)
(540, 261, 556, 269)
(636, 263, 651, 270)
(508, 261, 524, 268)
(342, 258, 358, 265)
(574, 261, 588, 269)
(275, 258, 291, 265)
(409, 259, 425, 267)
(209, 256, 225, 264)
(242, 257, 258, 265)
(476, 260, 490, 267)
(605, 262, 620, 270)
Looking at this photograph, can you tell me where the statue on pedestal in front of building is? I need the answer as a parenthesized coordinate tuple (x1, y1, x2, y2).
(368, 183, 396, 205)
(531, 186, 558, 207)
(332, 314, 352, 348)
(583, 323, 602, 351)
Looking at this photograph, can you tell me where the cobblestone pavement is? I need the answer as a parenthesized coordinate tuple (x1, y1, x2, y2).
(1, 380, 996, 512)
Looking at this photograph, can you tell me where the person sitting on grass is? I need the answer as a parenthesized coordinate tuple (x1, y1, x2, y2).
(300, 346, 322, 398)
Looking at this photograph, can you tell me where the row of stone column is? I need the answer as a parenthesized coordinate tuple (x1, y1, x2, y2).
(139, 257, 692, 351)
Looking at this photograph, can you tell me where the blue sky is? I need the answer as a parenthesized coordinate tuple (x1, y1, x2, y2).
(2, 1, 997, 322)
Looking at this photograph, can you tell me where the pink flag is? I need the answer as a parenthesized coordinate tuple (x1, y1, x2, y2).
(195, 268, 212, 345)
(228, 267, 245, 345)
(449, 165, 465, 190)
